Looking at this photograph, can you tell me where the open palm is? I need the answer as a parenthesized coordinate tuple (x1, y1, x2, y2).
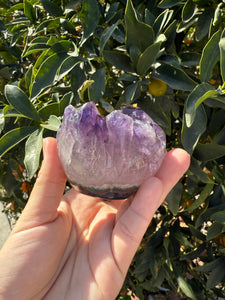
(0, 138, 190, 300)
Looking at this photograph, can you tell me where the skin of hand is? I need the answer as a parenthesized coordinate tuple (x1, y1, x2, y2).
(0, 137, 190, 300)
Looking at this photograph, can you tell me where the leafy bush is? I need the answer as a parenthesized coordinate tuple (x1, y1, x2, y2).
(1, 0, 225, 298)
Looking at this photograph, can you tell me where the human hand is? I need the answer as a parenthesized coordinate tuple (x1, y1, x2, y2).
(0, 137, 190, 300)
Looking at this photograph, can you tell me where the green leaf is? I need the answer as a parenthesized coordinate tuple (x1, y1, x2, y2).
(5, 85, 40, 121)
(99, 99, 114, 113)
(81, 0, 100, 44)
(195, 258, 223, 272)
(137, 42, 162, 76)
(182, 0, 197, 22)
(0, 126, 39, 157)
(24, 0, 36, 23)
(213, 3, 223, 26)
(207, 222, 224, 240)
(56, 55, 83, 81)
(24, 128, 43, 179)
(41, 115, 61, 131)
(153, 64, 197, 91)
(88, 68, 106, 103)
(41, 0, 63, 17)
(211, 211, 225, 224)
(180, 52, 201, 67)
(153, 9, 173, 36)
(207, 261, 225, 288)
(189, 157, 212, 183)
(105, 2, 119, 22)
(0, 110, 5, 134)
(185, 83, 219, 128)
(35, 19, 60, 33)
(181, 105, 207, 154)
(31, 52, 68, 100)
(200, 30, 221, 82)
(24, 43, 50, 57)
(38, 103, 60, 120)
(25, 65, 33, 91)
(219, 30, 225, 82)
(30, 37, 49, 45)
(125, 0, 154, 53)
(99, 22, 118, 54)
(144, 8, 155, 26)
(116, 81, 140, 108)
(186, 183, 214, 212)
(158, 0, 182, 9)
(194, 142, 225, 161)
(195, 9, 214, 41)
(71, 65, 86, 96)
(177, 276, 197, 300)
(60, 92, 73, 115)
(103, 50, 134, 73)
(166, 182, 183, 215)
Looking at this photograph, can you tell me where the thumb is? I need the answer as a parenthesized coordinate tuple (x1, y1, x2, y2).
(15, 137, 67, 230)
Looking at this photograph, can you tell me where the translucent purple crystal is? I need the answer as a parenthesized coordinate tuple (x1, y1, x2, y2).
(56, 102, 166, 199)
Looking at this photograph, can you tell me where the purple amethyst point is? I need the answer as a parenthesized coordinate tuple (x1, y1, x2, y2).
(57, 102, 166, 200)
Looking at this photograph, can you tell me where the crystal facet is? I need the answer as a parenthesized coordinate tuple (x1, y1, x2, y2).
(56, 102, 166, 199)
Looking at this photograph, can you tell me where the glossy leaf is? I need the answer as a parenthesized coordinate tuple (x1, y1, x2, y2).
(24, 0, 36, 23)
(80, 0, 100, 44)
(125, 0, 154, 53)
(56, 55, 83, 81)
(219, 30, 225, 82)
(185, 83, 219, 128)
(24, 128, 43, 179)
(177, 276, 197, 300)
(137, 42, 162, 76)
(5, 85, 40, 120)
(211, 211, 225, 224)
(166, 182, 183, 215)
(0, 126, 39, 157)
(186, 183, 214, 212)
(103, 50, 134, 73)
(158, 0, 182, 9)
(207, 262, 225, 288)
(195, 9, 214, 41)
(116, 81, 140, 108)
(200, 30, 221, 82)
(195, 258, 223, 272)
(60, 92, 73, 115)
(41, 115, 61, 131)
(0, 110, 5, 134)
(144, 8, 155, 26)
(99, 22, 118, 54)
(153, 9, 173, 36)
(71, 65, 86, 97)
(182, 0, 196, 22)
(207, 222, 224, 240)
(153, 64, 197, 91)
(88, 68, 106, 103)
(24, 44, 50, 57)
(181, 105, 207, 154)
(194, 142, 225, 161)
(105, 2, 120, 22)
(41, 0, 63, 17)
(31, 52, 68, 100)
(189, 157, 212, 183)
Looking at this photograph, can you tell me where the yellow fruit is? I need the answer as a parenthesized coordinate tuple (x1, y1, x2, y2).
(148, 78, 167, 97)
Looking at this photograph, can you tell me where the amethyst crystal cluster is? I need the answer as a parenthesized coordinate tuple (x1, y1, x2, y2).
(56, 102, 166, 199)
